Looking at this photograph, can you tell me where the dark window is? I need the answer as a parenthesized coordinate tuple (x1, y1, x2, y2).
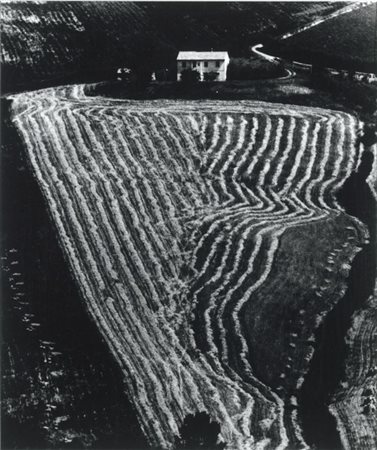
(204, 61, 208, 68)
(193, 61, 197, 67)
(182, 61, 186, 68)
(216, 61, 220, 68)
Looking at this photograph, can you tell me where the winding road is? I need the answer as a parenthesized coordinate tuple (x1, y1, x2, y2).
(280, 1, 372, 40)
(251, 1, 375, 77)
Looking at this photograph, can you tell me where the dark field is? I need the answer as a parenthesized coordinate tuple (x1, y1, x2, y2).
(1, 1, 343, 93)
(276, 4, 377, 72)
(1, 102, 148, 449)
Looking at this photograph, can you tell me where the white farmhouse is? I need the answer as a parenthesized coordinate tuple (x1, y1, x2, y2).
(177, 51, 230, 82)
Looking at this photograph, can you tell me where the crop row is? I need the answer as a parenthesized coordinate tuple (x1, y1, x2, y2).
(10, 85, 364, 449)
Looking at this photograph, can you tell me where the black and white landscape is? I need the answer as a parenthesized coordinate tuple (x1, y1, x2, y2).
(1, 2, 377, 450)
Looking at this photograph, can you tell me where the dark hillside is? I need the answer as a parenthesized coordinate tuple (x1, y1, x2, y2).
(140, 2, 342, 54)
(1, 2, 154, 92)
(275, 3, 377, 72)
(1, 1, 342, 92)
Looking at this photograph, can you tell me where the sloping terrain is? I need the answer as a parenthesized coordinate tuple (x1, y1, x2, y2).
(1, 99, 148, 449)
(9, 85, 370, 449)
(1, 2, 152, 90)
(330, 295, 377, 450)
(278, 3, 376, 72)
(1, 1, 343, 91)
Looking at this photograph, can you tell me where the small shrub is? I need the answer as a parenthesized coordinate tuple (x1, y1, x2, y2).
(180, 69, 200, 85)
(309, 71, 377, 116)
(359, 124, 377, 148)
(131, 66, 152, 85)
(155, 68, 170, 81)
(203, 71, 219, 82)
(227, 57, 285, 81)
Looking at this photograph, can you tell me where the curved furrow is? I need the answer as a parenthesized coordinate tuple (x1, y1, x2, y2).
(10, 87, 364, 450)
(189, 199, 292, 274)
(110, 115, 182, 242)
(190, 205, 297, 347)
(16, 113, 176, 446)
(21, 107, 253, 449)
(71, 110, 182, 298)
(127, 113, 190, 213)
(95, 118, 179, 279)
(278, 119, 311, 198)
(213, 207, 318, 365)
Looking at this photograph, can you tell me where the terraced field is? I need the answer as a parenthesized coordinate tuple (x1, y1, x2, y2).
(9, 85, 374, 449)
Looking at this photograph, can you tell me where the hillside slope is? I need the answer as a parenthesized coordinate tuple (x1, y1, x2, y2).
(278, 3, 377, 72)
(330, 295, 377, 450)
(9, 85, 370, 449)
(1, 1, 343, 92)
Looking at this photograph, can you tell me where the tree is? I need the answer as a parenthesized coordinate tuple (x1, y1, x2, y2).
(155, 68, 170, 81)
(348, 70, 356, 81)
(176, 412, 225, 449)
(131, 66, 152, 85)
(180, 69, 200, 85)
(128, 34, 165, 85)
(359, 124, 377, 148)
(203, 71, 219, 82)
(227, 57, 284, 81)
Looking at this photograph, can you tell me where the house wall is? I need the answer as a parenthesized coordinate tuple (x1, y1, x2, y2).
(177, 59, 229, 81)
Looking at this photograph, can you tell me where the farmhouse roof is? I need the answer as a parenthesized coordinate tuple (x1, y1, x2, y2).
(177, 51, 229, 61)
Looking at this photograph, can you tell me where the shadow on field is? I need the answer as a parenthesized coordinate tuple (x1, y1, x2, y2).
(299, 150, 376, 450)
(1, 99, 149, 449)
